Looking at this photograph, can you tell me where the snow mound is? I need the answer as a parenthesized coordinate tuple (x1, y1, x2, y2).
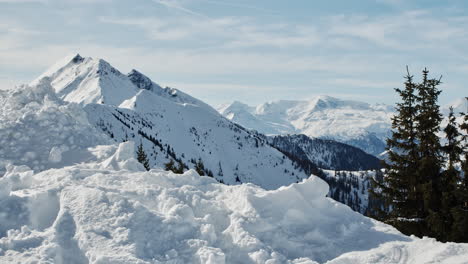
(0, 78, 111, 174)
(1, 142, 467, 263)
(101, 141, 146, 171)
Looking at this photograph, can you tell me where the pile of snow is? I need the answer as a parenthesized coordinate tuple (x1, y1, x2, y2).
(0, 78, 111, 174)
(1, 142, 467, 264)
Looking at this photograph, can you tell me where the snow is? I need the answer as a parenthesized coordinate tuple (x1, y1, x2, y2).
(443, 97, 467, 116)
(218, 97, 394, 155)
(96, 87, 309, 189)
(31, 54, 140, 106)
(2, 54, 467, 263)
(0, 54, 310, 189)
(1, 142, 467, 263)
(219, 97, 466, 157)
(0, 78, 111, 174)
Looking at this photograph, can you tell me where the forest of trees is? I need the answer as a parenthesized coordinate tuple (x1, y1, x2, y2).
(371, 68, 467, 242)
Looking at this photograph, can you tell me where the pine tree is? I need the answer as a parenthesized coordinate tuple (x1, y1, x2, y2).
(451, 111, 468, 242)
(174, 160, 185, 174)
(195, 158, 205, 176)
(414, 69, 444, 239)
(372, 67, 423, 235)
(217, 162, 224, 177)
(234, 164, 241, 183)
(431, 107, 463, 241)
(136, 142, 151, 171)
(164, 159, 176, 172)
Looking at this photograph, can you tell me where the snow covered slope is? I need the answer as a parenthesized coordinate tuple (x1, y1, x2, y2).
(1, 142, 467, 264)
(218, 97, 393, 156)
(127, 69, 218, 115)
(85, 89, 307, 189)
(3, 54, 309, 190)
(268, 134, 382, 171)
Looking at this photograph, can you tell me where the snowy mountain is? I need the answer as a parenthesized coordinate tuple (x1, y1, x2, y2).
(218, 97, 394, 156)
(262, 134, 382, 214)
(0, 54, 391, 211)
(31, 54, 139, 106)
(0, 54, 310, 190)
(443, 97, 467, 115)
(1, 142, 467, 263)
(1, 54, 468, 263)
(268, 134, 382, 171)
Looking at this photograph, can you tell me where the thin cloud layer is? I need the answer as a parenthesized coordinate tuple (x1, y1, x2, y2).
(0, 0, 466, 106)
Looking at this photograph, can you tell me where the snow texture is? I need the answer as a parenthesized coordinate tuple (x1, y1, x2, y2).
(0, 78, 111, 174)
(1, 142, 467, 263)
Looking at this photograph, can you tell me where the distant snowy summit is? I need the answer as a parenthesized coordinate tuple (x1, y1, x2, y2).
(218, 96, 394, 156)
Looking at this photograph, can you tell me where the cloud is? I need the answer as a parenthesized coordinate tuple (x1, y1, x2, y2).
(101, 15, 319, 48)
(0, 1, 466, 105)
(200, 0, 277, 14)
(326, 10, 468, 53)
(150, 0, 208, 18)
(0, 0, 47, 2)
(325, 78, 399, 89)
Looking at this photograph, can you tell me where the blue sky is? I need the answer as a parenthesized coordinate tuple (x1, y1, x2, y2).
(0, 0, 467, 107)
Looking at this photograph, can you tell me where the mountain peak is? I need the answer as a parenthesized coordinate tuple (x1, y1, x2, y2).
(218, 101, 253, 115)
(307, 95, 370, 111)
(127, 69, 154, 91)
(30, 54, 139, 105)
(229, 100, 251, 109)
(94, 58, 123, 77)
(71, 53, 84, 64)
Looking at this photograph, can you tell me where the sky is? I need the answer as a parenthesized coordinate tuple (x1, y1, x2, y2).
(0, 0, 467, 107)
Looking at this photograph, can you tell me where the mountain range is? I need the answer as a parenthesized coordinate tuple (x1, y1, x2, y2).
(0, 53, 390, 215)
(21, 54, 312, 189)
(1, 54, 468, 263)
(218, 98, 393, 156)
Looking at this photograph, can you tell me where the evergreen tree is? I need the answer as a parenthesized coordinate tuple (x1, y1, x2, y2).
(372, 67, 422, 235)
(430, 107, 462, 241)
(136, 142, 151, 171)
(217, 162, 224, 177)
(414, 69, 444, 239)
(234, 164, 241, 183)
(174, 160, 185, 174)
(195, 158, 205, 176)
(164, 159, 176, 172)
(443, 108, 463, 169)
(451, 111, 468, 242)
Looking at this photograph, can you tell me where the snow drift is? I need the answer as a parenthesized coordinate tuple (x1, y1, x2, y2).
(0, 78, 111, 174)
(1, 142, 468, 264)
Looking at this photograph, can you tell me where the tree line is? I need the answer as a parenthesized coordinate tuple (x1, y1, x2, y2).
(371, 67, 467, 242)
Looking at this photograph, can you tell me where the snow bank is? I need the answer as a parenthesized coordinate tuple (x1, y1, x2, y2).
(0, 78, 111, 174)
(1, 143, 467, 264)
